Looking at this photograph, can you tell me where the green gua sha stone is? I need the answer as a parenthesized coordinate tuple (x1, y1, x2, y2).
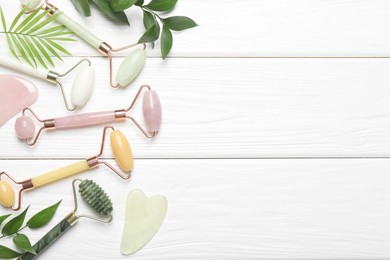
(120, 189, 168, 255)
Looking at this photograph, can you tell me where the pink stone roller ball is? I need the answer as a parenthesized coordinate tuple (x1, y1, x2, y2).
(15, 116, 35, 139)
(143, 90, 162, 132)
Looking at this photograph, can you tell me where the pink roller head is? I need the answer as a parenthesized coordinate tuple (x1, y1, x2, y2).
(15, 116, 35, 139)
(142, 90, 161, 132)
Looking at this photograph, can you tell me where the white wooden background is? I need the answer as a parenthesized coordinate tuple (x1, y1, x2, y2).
(1, 0, 390, 259)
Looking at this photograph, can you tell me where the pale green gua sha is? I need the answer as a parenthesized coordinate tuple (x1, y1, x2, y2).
(21, 0, 146, 88)
(121, 189, 168, 255)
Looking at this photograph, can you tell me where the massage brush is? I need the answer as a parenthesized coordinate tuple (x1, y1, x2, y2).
(0, 126, 132, 211)
(21, 0, 146, 88)
(15, 85, 161, 146)
(19, 179, 113, 260)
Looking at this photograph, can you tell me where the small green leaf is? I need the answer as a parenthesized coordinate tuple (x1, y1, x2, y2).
(71, 0, 91, 17)
(39, 38, 63, 62)
(161, 25, 172, 59)
(11, 34, 34, 67)
(138, 21, 160, 43)
(31, 37, 55, 67)
(24, 36, 48, 69)
(2, 206, 29, 236)
(15, 7, 41, 33)
(146, 0, 177, 11)
(143, 10, 155, 29)
(9, 5, 28, 31)
(0, 245, 21, 259)
(135, 0, 144, 6)
(16, 35, 38, 67)
(0, 215, 11, 226)
(91, 0, 130, 25)
(44, 39, 72, 56)
(13, 234, 36, 255)
(0, 8, 7, 32)
(110, 0, 138, 12)
(163, 16, 198, 31)
(27, 200, 61, 229)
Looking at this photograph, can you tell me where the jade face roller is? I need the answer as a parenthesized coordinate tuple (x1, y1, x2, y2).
(0, 56, 94, 111)
(15, 85, 161, 146)
(0, 125, 133, 211)
(22, 0, 146, 88)
(19, 179, 113, 260)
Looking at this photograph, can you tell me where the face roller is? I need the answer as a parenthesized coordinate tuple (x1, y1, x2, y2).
(22, 0, 147, 88)
(15, 85, 161, 146)
(0, 56, 94, 111)
(0, 125, 133, 211)
(19, 179, 113, 260)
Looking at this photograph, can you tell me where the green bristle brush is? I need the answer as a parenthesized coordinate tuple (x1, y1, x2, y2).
(19, 179, 113, 260)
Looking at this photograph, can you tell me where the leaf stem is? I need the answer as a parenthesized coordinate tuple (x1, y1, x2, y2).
(140, 6, 165, 25)
(0, 225, 27, 240)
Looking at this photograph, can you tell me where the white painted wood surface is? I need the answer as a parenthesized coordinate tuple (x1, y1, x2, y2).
(1, 0, 390, 259)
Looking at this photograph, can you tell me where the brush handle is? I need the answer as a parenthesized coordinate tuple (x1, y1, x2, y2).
(54, 111, 116, 129)
(55, 12, 103, 49)
(31, 160, 90, 188)
(19, 219, 72, 260)
(0, 56, 48, 80)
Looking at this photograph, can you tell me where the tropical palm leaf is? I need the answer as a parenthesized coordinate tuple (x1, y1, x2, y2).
(0, 5, 75, 69)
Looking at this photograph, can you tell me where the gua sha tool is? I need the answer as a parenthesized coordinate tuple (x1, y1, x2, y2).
(121, 189, 168, 255)
(15, 85, 161, 146)
(0, 74, 38, 127)
(22, 0, 147, 88)
(0, 56, 94, 111)
(20, 179, 113, 260)
(0, 125, 133, 211)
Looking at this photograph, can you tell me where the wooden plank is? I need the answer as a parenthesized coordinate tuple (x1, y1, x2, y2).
(1, 0, 390, 57)
(1, 58, 390, 158)
(0, 159, 389, 258)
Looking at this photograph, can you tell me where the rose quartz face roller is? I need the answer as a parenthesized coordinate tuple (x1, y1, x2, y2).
(0, 125, 133, 211)
(22, 0, 146, 88)
(15, 85, 162, 146)
(0, 56, 94, 111)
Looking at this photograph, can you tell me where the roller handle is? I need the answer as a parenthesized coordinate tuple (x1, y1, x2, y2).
(31, 161, 90, 188)
(19, 219, 72, 260)
(54, 12, 103, 49)
(54, 111, 116, 129)
(0, 56, 48, 80)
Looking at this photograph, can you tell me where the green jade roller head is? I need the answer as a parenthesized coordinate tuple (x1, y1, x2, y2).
(18, 179, 113, 260)
(0, 125, 133, 211)
(21, 0, 147, 88)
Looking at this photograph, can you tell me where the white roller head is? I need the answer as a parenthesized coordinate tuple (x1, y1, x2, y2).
(71, 64, 95, 107)
(20, 0, 44, 11)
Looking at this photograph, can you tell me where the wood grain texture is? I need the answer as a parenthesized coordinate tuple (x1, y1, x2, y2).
(0, 159, 389, 259)
(1, 58, 390, 158)
(1, 0, 390, 57)
(0, 0, 389, 259)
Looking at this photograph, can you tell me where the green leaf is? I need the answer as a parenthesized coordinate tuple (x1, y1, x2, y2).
(11, 34, 34, 67)
(160, 25, 172, 59)
(9, 5, 28, 31)
(0, 215, 11, 226)
(26, 200, 61, 229)
(146, 0, 177, 12)
(13, 234, 36, 255)
(44, 39, 72, 56)
(23, 36, 48, 69)
(71, 0, 91, 16)
(16, 35, 38, 67)
(0, 8, 7, 32)
(135, 0, 144, 6)
(0, 245, 21, 259)
(33, 25, 68, 36)
(31, 37, 55, 67)
(110, 0, 138, 12)
(91, 0, 130, 25)
(143, 10, 155, 29)
(39, 38, 63, 62)
(19, 8, 50, 33)
(26, 12, 62, 34)
(14, 7, 41, 33)
(163, 16, 198, 31)
(2, 206, 29, 236)
(138, 21, 160, 43)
